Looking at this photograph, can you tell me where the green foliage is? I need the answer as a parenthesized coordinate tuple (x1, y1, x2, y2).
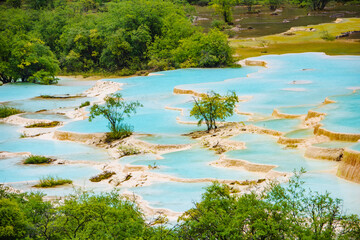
(321, 30, 336, 41)
(173, 29, 233, 68)
(89, 93, 142, 141)
(211, 19, 226, 29)
(24, 155, 54, 164)
(119, 145, 141, 156)
(0, 198, 27, 239)
(79, 101, 90, 108)
(289, 0, 330, 10)
(0, 34, 60, 84)
(264, 0, 283, 10)
(177, 171, 360, 239)
(210, 0, 235, 23)
(190, 90, 238, 131)
(25, 121, 60, 128)
(1, 174, 360, 239)
(0, 105, 23, 118)
(1, 0, 235, 78)
(89, 171, 116, 182)
(240, 0, 257, 12)
(0, 186, 148, 239)
(34, 176, 72, 188)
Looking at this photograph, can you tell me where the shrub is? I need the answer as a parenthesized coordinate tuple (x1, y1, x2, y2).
(33, 176, 72, 188)
(105, 124, 133, 142)
(119, 145, 141, 156)
(79, 101, 90, 108)
(211, 19, 226, 30)
(25, 121, 60, 128)
(89, 93, 142, 142)
(24, 155, 54, 164)
(90, 171, 116, 182)
(0, 105, 23, 118)
(320, 31, 336, 41)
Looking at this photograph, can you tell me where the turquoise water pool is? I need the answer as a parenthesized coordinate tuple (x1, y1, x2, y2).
(1, 53, 360, 215)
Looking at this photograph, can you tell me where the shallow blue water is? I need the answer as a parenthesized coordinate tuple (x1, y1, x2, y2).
(227, 133, 336, 172)
(0, 138, 111, 162)
(120, 146, 261, 180)
(0, 78, 93, 103)
(0, 157, 99, 183)
(253, 119, 302, 133)
(284, 128, 314, 138)
(137, 134, 196, 145)
(21, 113, 70, 121)
(1, 53, 360, 215)
(318, 91, 360, 133)
(314, 141, 355, 149)
(130, 182, 209, 212)
(0, 123, 20, 143)
(350, 143, 360, 152)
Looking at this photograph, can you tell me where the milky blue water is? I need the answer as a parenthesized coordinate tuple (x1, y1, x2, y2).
(350, 143, 360, 152)
(121, 146, 261, 180)
(314, 141, 355, 149)
(253, 119, 302, 133)
(0, 157, 99, 183)
(0, 78, 93, 103)
(130, 182, 209, 213)
(227, 133, 337, 172)
(21, 113, 70, 121)
(0, 138, 111, 162)
(317, 91, 360, 133)
(1, 53, 360, 215)
(0, 123, 20, 143)
(284, 128, 314, 138)
(137, 135, 196, 145)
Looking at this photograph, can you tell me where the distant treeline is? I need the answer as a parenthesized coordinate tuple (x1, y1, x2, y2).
(0, 0, 233, 84)
(1, 172, 360, 239)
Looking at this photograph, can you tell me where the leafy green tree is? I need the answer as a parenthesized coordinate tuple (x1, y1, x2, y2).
(178, 171, 360, 239)
(190, 90, 238, 132)
(0, 198, 28, 240)
(240, 0, 257, 12)
(89, 93, 142, 140)
(173, 29, 233, 68)
(9, 37, 60, 84)
(289, 0, 330, 10)
(209, 0, 236, 23)
(56, 191, 147, 239)
(265, 0, 283, 10)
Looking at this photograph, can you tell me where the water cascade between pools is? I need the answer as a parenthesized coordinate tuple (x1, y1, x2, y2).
(1, 53, 360, 217)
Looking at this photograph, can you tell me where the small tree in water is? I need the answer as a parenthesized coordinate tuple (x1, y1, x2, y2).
(89, 93, 142, 141)
(190, 91, 238, 132)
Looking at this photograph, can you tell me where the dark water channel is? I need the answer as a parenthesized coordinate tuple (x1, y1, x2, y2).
(195, 5, 360, 38)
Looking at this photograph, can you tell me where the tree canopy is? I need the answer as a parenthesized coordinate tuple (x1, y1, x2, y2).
(190, 90, 239, 132)
(89, 93, 142, 140)
(1, 171, 359, 239)
(0, 0, 234, 83)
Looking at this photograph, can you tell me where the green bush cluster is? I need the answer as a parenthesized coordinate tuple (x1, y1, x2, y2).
(1, 171, 360, 239)
(33, 176, 72, 188)
(24, 155, 54, 164)
(79, 101, 90, 108)
(0, 105, 23, 118)
(25, 121, 60, 128)
(119, 145, 141, 156)
(89, 171, 116, 182)
(0, 0, 233, 84)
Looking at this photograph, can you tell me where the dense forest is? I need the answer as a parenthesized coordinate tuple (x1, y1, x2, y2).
(0, 0, 233, 84)
(1, 0, 358, 84)
(1, 172, 360, 239)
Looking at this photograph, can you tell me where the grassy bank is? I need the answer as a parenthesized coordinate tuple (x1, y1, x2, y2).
(231, 18, 360, 59)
